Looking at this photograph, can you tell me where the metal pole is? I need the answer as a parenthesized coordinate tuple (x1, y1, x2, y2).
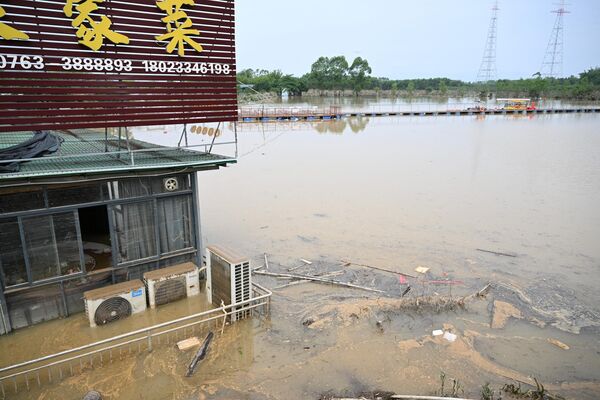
(117, 127, 122, 159)
(234, 122, 238, 159)
(207, 122, 220, 154)
(184, 124, 189, 147)
(125, 127, 134, 166)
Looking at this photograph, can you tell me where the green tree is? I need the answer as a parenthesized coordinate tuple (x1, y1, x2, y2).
(580, 67, 600, 85)
(407, 81, 415, 97)
(438, 80, 448, 96)
(308, 56, 349, 90)
(308, 56, 331, 89)
(348, 57, 372, 95)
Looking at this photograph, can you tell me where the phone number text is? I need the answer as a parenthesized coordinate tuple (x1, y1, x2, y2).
(0, 54, 232, 75)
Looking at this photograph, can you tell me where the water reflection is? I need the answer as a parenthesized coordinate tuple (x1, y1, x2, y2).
(232, 116, 371, 136)
(312, 116, 370, 134)
(232, 112, 549, 137)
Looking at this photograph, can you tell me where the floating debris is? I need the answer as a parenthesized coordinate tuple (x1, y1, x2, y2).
(415, 266, 430, 274)
(443, 331, 458, 342)
(186, 332, 214, 377)
(547, 338, 570, 350)
(340, 259, 416, 278)
(476, 248, 517, 258)
(177, 337, 200, 351)
(491, 300, 523, 329)
(254, 270, 384, 293)
(425, 280, 464, 285)
(82, 391, 103, 400)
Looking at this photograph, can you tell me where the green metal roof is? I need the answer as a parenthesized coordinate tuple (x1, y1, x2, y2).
(0, 130, 236, 183)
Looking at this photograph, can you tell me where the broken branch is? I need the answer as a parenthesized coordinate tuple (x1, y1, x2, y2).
(476, 248, 517, 258)
(255, 270, 384, 293)
(273, 270, 345, 290)
(341, 259, 417, 278)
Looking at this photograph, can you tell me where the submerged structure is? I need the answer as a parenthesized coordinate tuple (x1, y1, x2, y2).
(0, 130, 235, 334)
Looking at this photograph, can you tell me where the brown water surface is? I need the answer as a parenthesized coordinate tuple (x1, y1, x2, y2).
(2, 112, 600, 399)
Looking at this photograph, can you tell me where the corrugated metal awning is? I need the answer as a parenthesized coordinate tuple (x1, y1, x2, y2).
(0, 130, 236, 183)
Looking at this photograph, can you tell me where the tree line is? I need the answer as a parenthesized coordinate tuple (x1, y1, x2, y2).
(237, 56, 600, 100)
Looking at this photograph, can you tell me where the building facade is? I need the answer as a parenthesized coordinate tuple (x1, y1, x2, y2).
(0, 131, 235, 335)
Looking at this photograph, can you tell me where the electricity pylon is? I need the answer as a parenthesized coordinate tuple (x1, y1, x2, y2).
(477, 1, 499, 83)
(540, 1, 569, 78)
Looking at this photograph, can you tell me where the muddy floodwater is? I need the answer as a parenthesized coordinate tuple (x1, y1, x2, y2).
(2, 109, 600, 399)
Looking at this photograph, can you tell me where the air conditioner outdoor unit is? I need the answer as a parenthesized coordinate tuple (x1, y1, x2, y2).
(143, 262, 200, 308)
(206, 245, 252, 322)
(83, 280, 147, 328)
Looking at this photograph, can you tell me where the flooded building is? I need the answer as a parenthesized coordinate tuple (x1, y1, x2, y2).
(0, 130, 235, 335)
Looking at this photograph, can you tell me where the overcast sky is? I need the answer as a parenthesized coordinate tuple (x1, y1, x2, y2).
(235, 0, 600, 81)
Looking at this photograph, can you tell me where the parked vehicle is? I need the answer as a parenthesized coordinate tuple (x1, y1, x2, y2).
(497, 98, 537, 111)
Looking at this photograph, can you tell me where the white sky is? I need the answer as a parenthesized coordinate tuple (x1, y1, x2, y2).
(235, 0, 600, 81)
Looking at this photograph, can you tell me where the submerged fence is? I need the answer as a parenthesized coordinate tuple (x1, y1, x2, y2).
(0, 283, 271, 398)
(238, 101, 600, 121)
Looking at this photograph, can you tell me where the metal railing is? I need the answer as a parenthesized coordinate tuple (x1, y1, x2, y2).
(0, 283, 271, 398)
(239, 105, 342, 119)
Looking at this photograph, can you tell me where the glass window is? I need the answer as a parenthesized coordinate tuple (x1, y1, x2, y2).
(159, 253, 194, 268)
(47, 183, 106, 208)
(108, 178, 152, 200)
(54, 213, 82, 276)
(0, 189, 44, 214)
(0, 218, 28, 286)
(157, 195, 195, 254)
(106, 175, 191, 201)
(63, 271, 112, 315)
(23, 212, 82, 282)
(112, 201, 157, 263)
(5, 284, 66, 329)
(23, 215, 57, 281)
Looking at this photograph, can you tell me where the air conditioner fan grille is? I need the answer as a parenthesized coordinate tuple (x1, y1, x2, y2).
(94, 297, 132, 326)
(155, 277, 187, 306)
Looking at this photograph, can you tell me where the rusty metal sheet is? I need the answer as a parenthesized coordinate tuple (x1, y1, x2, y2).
(0, 0, 237, 132)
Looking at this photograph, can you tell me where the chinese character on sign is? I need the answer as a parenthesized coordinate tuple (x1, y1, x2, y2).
(0, 5, 29, 40)
(63, 0, 129, 51)
(156, 0, 203, 57)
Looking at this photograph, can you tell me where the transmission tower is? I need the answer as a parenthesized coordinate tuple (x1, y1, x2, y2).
(540, 1, 569, 78)
(477, 1, 499, 82)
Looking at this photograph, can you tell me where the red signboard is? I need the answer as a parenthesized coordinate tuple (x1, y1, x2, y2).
(0, 0, 237, 132)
